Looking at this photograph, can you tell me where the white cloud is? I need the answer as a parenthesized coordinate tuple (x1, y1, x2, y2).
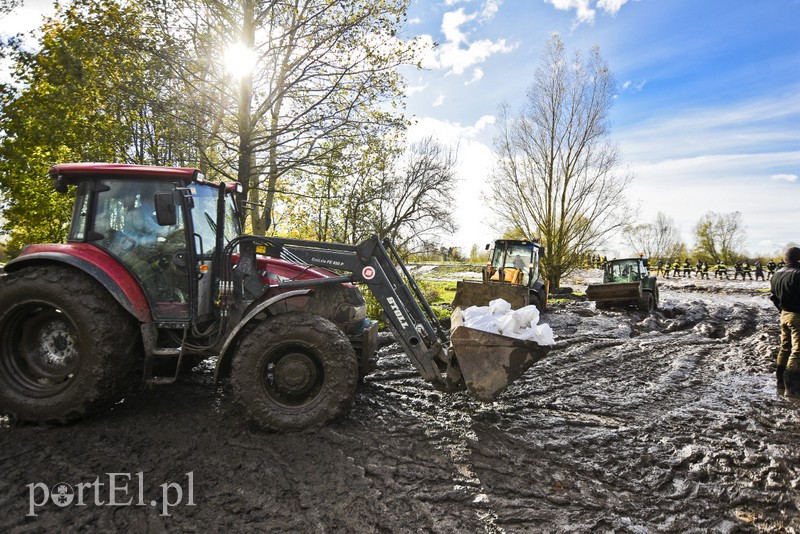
(467, 114, 496, 136)
(465, 67, 484, 85)
(544, 0, 633, 26)
(433, 94, 446, 107)
(622, 79, 646, 92)
(406, 82, 428, 96)
(434, 35, 514, 76)
(420, 7, 515, 76)
(771, 174, 798, 182)
(441, 8, 475, 46)
(408, 17, 421, 25)
(407, 116, 500, 250)
(417, 34, 439, 71)
(545, 0, 596, 25)
(597, 0, 632, 16)
(481, 0, 504, 20)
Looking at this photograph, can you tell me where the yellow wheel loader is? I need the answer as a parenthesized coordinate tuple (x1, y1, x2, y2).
(452, 239, 548, 311)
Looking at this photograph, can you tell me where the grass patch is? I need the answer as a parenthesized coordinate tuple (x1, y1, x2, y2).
(416, 279, 458, 305)
(363, 278, 456, 325)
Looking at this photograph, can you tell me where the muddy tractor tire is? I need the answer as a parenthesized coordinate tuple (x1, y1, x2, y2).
(0, 266, 139, 423)
(639, 292, 656, 313)
(529, 288, 547, 312)
(231, 312, 359, 432)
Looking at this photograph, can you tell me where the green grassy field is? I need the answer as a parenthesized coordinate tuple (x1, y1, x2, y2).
(364, 263, 483, 323)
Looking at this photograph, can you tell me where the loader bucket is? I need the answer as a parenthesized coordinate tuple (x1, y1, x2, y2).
(585, 281, 642, 303)
(451, 280, 529, 310)
(449, 308, 551, 401)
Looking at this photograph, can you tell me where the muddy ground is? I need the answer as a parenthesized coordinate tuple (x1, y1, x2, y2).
(1, 272, 799, 533)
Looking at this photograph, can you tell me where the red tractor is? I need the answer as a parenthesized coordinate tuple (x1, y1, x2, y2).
(0, 163, 550, 431)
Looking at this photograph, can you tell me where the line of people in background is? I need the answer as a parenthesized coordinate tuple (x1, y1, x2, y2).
(583, 253, 786, 282)
(654, 258, 785, 281)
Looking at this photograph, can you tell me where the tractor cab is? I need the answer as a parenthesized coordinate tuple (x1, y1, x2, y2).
(602, 257, 650, 284)
(484, 240, 543, 288)
(587, 255, 659, 312)
(57, 164, 240, 324)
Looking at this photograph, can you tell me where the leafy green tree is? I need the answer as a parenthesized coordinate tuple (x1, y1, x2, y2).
(155, 0, 420, 234)
(274, 139, 388, 243)
(692, 211, 747, 264)
(0, 0, 197, 255)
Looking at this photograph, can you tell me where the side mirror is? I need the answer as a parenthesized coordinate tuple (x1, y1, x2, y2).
(154, 191, 177, 226)
(485, 244, 491, 251)
(53, 175, 68, 194)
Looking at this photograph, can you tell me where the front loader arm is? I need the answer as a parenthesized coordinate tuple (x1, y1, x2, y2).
(264, 235, 459, 390)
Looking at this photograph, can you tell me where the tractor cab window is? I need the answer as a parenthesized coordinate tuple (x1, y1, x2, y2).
(189, 185, 240, 258)
(92, 179, 190, 321)
(491, 244, 537, 286)
(67, 181, 90, 242)
(604, 259, 642, 283)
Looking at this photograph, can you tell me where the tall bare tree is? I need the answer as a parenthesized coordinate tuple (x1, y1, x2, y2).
(490, 34, 630, 288)
(374, 136, 458, 253)
(276, 136, 457, 254)
(0, 0, 21, 17)
(693, 211, 747, 264)
(623, 212, 683, 260)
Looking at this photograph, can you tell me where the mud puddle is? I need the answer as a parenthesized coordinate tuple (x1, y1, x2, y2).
(1, 282, 799, 532)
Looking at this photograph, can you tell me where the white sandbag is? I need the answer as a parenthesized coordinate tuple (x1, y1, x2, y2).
(497, 313, 521, 335)
(460, 297, 554, 346)
(488, 298, 512, 315)
(516, 323, 555, 345)
(461, 305, 490, 322)
(465, 313, 500, 335)
(512, 305, 540, 326)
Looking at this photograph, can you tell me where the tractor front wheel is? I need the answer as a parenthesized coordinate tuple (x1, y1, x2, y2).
(232, 312, 358, 432)
(639, 292, 656, 313)
(0, 266, 138, 423)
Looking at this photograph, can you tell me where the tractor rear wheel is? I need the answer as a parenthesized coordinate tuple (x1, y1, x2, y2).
(0, 266, 138, 423)
(232, 312, 358, 432)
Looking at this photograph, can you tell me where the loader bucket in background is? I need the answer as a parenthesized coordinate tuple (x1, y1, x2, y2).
(448, 307, 551, 401)
(451, 280, 529, 310)
(585, 281, 642, 303)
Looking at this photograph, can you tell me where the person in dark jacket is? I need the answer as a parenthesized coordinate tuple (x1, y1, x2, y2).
(755, 260, 765, 281)
(767, 260, 777, 279)
(770, 246, 800, 397)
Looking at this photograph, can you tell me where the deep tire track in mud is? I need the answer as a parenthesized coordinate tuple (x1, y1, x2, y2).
(2, 283, 800, 532)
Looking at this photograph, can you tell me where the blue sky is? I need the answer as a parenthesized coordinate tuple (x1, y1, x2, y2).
(402, 0, 800, 257)
(2, 1, 798, 257)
